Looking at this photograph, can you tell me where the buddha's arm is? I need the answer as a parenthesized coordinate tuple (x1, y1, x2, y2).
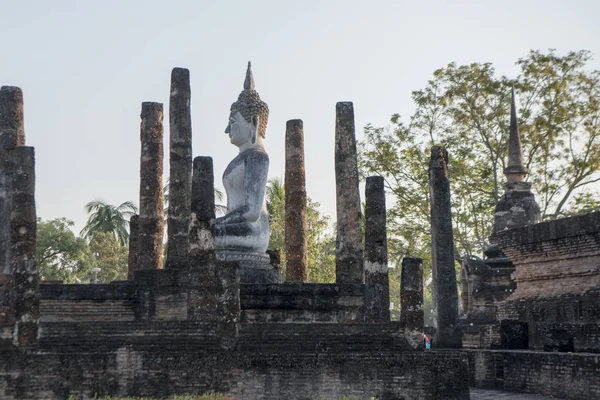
(216, 152, 269, 225)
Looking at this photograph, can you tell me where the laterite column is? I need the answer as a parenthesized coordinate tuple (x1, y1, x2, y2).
(285, 119, 308, 282)
(400, 257, 424, 333)
(334, 102, 363, 284)
(429, 146, 461, 348)
(364, 176, 390, 322)
(138, 102, 164, 270)
(166, 68, 192, 269)
(9, 147, 38, 345)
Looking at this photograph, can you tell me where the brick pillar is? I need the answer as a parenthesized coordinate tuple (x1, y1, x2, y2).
(1, 87, 25, 275)
(285, 119, 308, 282)
(138, 102, 164, 270)
(364, 176, 390, 322)
(9, 147, 38, 345)
(334, 102, 363, 284)
(401, 257, 424, 333)
(166, 68, 192, 269)
(127, 215, 139, 280)
(429, 146, 461, 348)
(0, 86, 26, 147)
(189, 156, 215, 262)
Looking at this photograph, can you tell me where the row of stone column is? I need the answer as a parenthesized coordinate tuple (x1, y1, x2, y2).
(285, 102, 423, 328)
(283, 102, 368, 285)
(128, 68, 192, 277)
(332, 103, 458, 340)
(0, 86, 38, 346)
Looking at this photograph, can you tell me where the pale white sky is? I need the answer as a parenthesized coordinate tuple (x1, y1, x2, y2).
(2, 0, 599, 232)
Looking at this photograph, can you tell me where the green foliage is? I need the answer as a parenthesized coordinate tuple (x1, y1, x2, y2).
(266, 178, 336, 283)
(89, 232, 129, 282)
(266, 177, 285, 256)
(81, 200, 138, 247)
(37, 218, 94, 283)
(66, 392, 227, 399)
(312, 397, 375, 400)
(37, 218, 128, 284)
(358, 49, 600, 321)
(199, 394, 224, 400)
(306, 198, 336, 283)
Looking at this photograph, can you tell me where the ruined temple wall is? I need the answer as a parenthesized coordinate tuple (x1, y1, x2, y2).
(467, 350, 600, 400)
(461, 324, 501, 350)
(497, 289, 600, 352)
(495, 211, 600, 352)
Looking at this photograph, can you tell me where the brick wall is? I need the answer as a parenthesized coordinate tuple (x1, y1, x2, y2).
(0, 322, 470, 399)
(39, 282, 367, 324)
(496, 211, 600, 297)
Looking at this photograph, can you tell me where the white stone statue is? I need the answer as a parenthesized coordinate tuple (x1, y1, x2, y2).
(215, 62, 270, 256)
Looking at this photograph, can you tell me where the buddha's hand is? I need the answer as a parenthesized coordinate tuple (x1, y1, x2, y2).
(215, 207, 248, 225)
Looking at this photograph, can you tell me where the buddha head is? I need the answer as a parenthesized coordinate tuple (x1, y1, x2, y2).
(225, 62, 269, 148)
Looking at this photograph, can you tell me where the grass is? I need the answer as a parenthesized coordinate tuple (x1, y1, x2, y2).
(66, 394, 376, 400)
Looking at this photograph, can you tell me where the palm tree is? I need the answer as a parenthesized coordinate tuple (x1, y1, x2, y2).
(80, 200, 138, 247)
(214, 187, 228, 216)
(266, 177, 285, 216)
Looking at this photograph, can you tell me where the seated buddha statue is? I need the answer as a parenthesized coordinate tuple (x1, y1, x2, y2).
(214, 62, 270, 255)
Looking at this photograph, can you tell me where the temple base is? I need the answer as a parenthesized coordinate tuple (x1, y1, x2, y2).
(216, 250, 282, 284)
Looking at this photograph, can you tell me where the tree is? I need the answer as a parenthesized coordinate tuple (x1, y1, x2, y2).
(80, 200, 138, 247)
(266, 177, 285, 254)
(89, 232, 129, 282)
(358, 49, 600, 320)
(37, 218, 93, 283)
(266, 178, 336, 283)
(306, 198, 336, 283)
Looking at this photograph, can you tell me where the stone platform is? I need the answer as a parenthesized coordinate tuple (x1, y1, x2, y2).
(216, 250, 282, 284)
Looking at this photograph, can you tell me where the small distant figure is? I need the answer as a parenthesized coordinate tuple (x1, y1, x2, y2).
(424, 333, 431, 349)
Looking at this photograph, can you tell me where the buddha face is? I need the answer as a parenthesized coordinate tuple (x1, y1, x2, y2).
(225, 111, 258, 148)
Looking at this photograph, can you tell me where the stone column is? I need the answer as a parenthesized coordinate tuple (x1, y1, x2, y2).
(364, 176, 390, 322)
(334, 102, 363, 284)
(8, 147, 38, 345)
(429, 146, 461, 348)
(127, 215, 139, 280)
(166, 68, 192, 269)
(138, 102, 164, 270)
(401, 257, 424, 333)
(285, 119, 308, 282)
(187, 156, 240, 337)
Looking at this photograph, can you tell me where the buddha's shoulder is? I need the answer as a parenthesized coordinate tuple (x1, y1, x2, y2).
(242, 147, 269, 163)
